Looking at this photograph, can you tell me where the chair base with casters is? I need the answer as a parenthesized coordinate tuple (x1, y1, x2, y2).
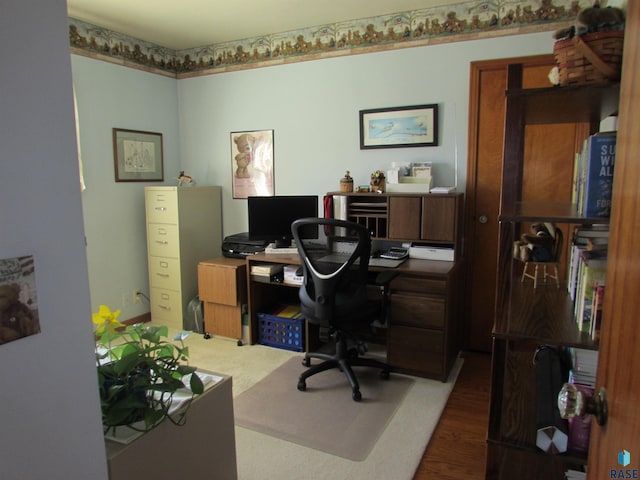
(297, 328, 390, 402)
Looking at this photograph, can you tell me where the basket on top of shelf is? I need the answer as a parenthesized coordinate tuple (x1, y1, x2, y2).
(553, 30, 624, 86)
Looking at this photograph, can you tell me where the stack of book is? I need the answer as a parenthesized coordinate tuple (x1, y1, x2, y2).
(250, 263, 284, 284)
(567, 225, 609, 340)
(572, 131, 616, 218)
(566, 347, 599, 454)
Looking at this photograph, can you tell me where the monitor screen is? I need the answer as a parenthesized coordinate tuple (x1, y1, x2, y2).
(247, 195, 319, 248)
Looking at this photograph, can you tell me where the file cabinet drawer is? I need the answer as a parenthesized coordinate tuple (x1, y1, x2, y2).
(389, 292, 445, 329)
(150, 287, 182, 328)
(145, 190, 179, 224)
(149, 257, 181, 290)
(147, 224, 179, 258)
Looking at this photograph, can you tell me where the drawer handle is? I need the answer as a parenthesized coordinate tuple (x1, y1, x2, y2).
(155, 240, 169, 245)
(154, 207, 167, 211)
(156, 273, 170, 278)
(158, 305, 171, 310)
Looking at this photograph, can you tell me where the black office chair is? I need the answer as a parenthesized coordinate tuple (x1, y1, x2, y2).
(291, 217, 391, 402)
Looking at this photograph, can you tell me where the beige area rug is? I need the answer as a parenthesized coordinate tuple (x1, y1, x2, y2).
(177, 330, 463, 480)
(234, 356, 414, 461)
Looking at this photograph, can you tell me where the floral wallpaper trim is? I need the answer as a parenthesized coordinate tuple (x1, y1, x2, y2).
(69, 0, 584, 77)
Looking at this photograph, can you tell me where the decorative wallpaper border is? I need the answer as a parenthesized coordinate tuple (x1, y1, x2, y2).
(69, 0, 585, 78)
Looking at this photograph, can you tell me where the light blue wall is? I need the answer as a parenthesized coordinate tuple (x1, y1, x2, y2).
(72, 56, 180, 318)
(177, 32, 555, 236)
(73, 31, 555, 320)
(1, 0, 108, 478)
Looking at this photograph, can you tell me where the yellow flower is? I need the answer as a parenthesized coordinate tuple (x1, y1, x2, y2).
(92, 305, 123, 335)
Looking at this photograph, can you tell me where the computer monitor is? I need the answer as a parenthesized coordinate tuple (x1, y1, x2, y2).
(247, 195, 319, 248)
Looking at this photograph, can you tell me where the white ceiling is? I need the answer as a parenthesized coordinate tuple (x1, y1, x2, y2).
(66, 0, 461, 50)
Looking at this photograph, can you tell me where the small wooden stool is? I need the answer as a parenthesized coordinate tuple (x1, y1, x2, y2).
(521, 261, 560, 288)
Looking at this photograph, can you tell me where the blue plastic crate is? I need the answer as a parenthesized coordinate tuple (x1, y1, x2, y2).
(257, 312, 305, 352)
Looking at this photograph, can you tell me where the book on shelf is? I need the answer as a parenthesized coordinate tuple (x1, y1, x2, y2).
(568, 226, 609, 300)
(250, 263, 284, 276)
(590, 281, 605, 343)
(573, 250, 607, 333)
(566, 347, 598, 454)
(270, 304, 303, 319)
(568, 347, 598, 385)
(577, 131, 616, 218)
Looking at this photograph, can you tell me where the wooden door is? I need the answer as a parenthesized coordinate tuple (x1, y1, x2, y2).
(589, 3, 640, 474)
(465, 55, 583, 352)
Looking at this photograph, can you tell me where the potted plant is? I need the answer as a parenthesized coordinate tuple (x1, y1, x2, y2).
(370, 170, 386, 192)
(93, 305, 204, 434)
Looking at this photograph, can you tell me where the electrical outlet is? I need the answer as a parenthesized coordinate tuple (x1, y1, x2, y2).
(133, 289, 142, 304)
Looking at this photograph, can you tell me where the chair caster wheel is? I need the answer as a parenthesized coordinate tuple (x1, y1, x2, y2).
(297, 380, 307, 392)
(302, 358, 311, 367)
(236, 340, 243, 346)
(380, 370, 390, 380)
(203, 332, 211, 340)
(352, 390, 362, 402)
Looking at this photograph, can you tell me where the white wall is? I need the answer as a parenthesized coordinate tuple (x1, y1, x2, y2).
(0, 1, 108, 478)
(177, 32, 555, 236)
(72, 56, 179, 318)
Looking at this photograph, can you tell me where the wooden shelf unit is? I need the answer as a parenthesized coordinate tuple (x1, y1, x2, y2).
(486, 65, 619, 479)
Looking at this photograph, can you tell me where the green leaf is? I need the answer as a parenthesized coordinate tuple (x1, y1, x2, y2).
(190, 373, 204, 394)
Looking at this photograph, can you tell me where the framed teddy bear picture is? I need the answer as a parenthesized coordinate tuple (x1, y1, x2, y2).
(230, 129, 274, 199)
(0, 255, 40, 346)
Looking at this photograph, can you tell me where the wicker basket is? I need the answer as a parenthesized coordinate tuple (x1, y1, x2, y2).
(553, 30, 624, 86)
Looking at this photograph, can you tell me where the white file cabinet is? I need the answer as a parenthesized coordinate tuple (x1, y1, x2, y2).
(145, 186, 222, 329)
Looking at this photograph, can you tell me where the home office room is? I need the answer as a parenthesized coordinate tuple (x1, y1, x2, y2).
(3, 0, 638, 479)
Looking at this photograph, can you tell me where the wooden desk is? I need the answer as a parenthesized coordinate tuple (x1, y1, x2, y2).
(245, 252, 463, 381)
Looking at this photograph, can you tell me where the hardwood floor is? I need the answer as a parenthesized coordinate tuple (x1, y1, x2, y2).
(413, 351, 492, 480)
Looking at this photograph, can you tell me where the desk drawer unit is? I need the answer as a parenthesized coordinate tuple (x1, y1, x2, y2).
(197, 258, 247, 341)
(388, 325, 444, 379)
(388, 273, 452, 381)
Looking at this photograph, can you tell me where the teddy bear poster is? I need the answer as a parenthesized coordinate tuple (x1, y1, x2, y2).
(0, 255, 41, 346)
(230, 130, 274, 199)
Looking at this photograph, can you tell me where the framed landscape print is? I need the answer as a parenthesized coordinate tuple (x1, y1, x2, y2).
(359, 104, 439, 149)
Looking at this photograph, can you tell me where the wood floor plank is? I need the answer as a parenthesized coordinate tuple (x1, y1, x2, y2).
(412, 351, 491, 480)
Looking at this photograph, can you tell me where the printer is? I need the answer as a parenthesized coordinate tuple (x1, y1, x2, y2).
(221, 232, 268, 258)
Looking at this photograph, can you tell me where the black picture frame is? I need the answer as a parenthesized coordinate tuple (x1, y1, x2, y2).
(359, 104, 439, 149)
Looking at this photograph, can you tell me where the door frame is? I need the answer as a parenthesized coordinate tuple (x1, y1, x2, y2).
(464, 54, 555, 352)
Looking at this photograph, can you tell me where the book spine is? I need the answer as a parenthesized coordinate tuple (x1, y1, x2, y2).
(582, 133, 616, 218)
